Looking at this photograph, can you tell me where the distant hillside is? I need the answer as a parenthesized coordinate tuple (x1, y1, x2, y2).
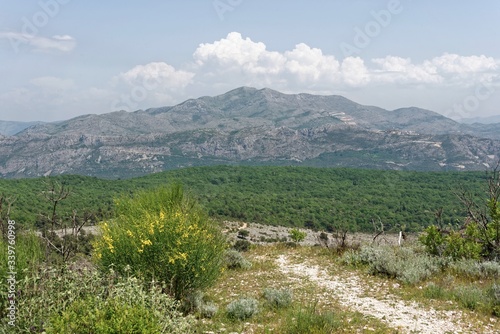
(0, 120, 43, 136)
(17, 87, 468, 137)
(1, 87, 499, 178)
(459, 115, 500, 124)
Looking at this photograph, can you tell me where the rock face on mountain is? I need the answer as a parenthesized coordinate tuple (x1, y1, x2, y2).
(1, 87, 499, 178)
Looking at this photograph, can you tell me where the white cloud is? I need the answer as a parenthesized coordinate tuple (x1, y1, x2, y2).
(0, 31, 76, 53)
(371, 54, 499, 85)
(341, 57, 370, 86)
(110, 62, 195, 111)
(430, 54, 497, 74)
(284, 43, 340, 84)
(2, 32, 499, 121)
(118, 62, 194, 91)
(190, 32, 500, 91)
(372, 56, 442, 84)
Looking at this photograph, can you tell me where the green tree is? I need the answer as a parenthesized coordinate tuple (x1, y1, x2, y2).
(289, 228, 307, 243)
(421, 165, 500, 260)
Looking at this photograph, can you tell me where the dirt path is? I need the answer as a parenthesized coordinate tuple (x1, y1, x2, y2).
(276, 255, 497, 334)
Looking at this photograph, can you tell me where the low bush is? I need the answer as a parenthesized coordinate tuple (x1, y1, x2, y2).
(289, 228, 307, 243)
(237, 229, 250, 238)
(453, 285, 485, 311)
(199, 301, 219, 319)
(340, 248, 363, 267)
(233, 239, 251, 252)
(226, 297, 259, 320)
(450, 259, 500, 279)
(489, 283, 500, 316)
(47, 296, 161, 334)
(184, 291, 219, 318)
(263, 287, 293, 309)
(354, 245, 442, 284)
(283, 303, 340, 334)
(0, 266, 195, 333)
(423, 282, 447, 300)
(225, 249, 252, 269)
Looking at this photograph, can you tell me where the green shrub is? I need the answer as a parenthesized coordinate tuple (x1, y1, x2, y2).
(226, 297, 259, 320)
(0, 266, 194, 333)
(489, 283, 500, 316)
(47, 276, 195, 334)
(233, 239, 251, 252)
(340, 249, 363, 267)
(225, 249, 252, 269)
(47, 297, 161, 334)
(284, 303, 340, 334)
(419, 225, 445, 256)
(93, 185, 227, 299)
(289, 228, 307, 243)
(453, 285, 485, 311)
(238, 229, 250, 238)
(423, 282, 446, 300)
(263, 287, 293, 309)
(443, 227, 482, 260)
(420, 186, 499, 261)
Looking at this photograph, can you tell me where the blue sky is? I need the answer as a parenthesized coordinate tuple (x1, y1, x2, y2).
(1, 0, 499, 122)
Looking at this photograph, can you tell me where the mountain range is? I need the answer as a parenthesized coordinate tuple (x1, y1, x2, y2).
(0, 87, 499, 178)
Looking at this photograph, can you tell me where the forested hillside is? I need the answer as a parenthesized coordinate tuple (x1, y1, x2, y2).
(0, 166, 489, 232)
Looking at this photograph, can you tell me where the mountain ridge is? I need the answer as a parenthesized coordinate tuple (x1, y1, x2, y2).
(1, 87, 499, 178)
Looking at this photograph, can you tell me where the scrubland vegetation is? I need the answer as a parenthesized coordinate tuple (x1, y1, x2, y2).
(0, 166, 491, 232)
(0, 165, 499, 332)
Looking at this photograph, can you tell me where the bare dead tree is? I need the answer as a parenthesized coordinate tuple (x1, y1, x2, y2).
(434, 207, 444, 229)
(42, 209, 91, 262)
(41, 179, 70, 231)
(332, 223, 349, 250)
(371, 218, 385, 244)
(39, 179, 93, 263)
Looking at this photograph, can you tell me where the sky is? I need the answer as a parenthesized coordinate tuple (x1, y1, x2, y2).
(0, 0, 499, 122)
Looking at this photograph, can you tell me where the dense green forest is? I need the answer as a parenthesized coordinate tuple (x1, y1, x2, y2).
(0, 166, 490, 232)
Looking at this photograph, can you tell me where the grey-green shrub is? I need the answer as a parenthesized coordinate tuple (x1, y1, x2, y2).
(184, 291, 218, 318)
(450, 259, 500, 279)
(263, 287, 293, 309)
(199, 301, 219, 318)
(226, 297, 259, 320)
(0, 266, 195, 333)
(355, 245, 442, 284)
(225, 249, 252, 269)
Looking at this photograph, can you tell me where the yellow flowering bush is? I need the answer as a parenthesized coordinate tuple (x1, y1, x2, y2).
(93, 185, 227, 299)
